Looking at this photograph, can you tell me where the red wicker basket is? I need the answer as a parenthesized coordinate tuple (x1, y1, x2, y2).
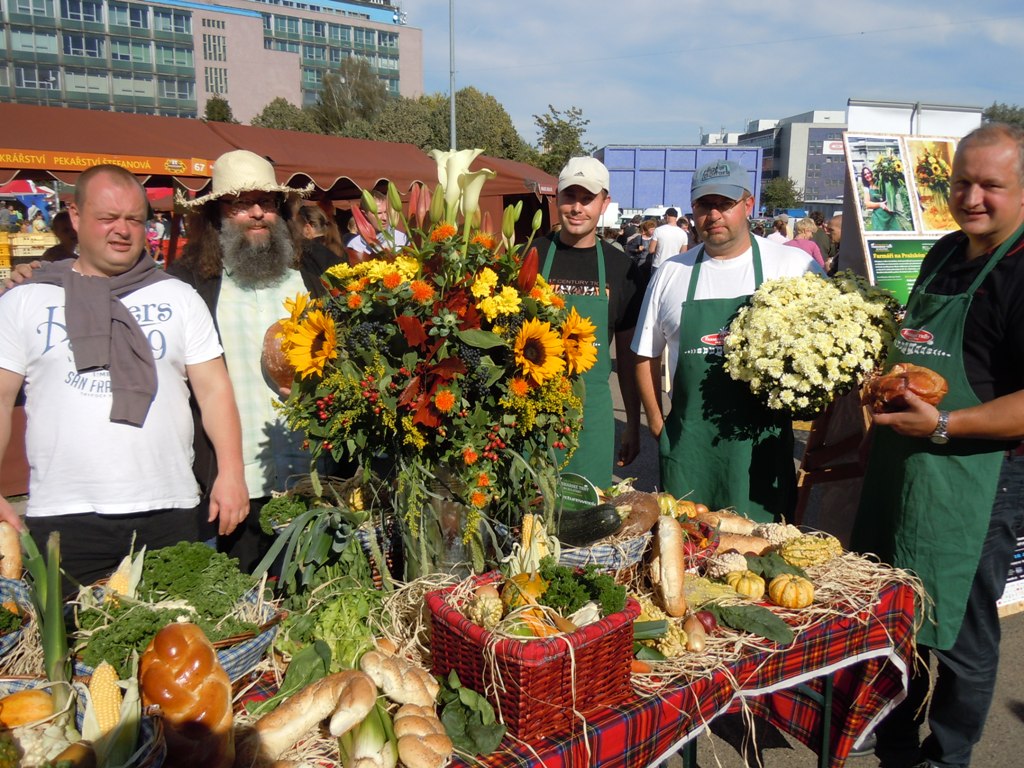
(426, 572, 640, 741)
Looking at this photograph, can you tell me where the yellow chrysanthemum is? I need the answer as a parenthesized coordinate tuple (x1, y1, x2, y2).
(477, 286, 522, 322)
(284, 309, 338, 379)
(470, 267, 499, 299)
(561, 306, 598, 375)
(514, 318, 565, 385)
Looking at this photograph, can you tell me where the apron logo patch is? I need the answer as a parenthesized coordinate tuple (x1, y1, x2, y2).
(900, 328, 934, 344)
(700, 333, 724, 347)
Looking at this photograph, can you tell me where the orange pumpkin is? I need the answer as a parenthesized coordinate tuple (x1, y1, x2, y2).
(500, 572, 548, 612)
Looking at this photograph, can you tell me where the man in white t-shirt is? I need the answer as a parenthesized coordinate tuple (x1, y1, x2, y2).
(346, 181, 409, 257)
(632, 160, 822, 521)
(0, 164, 248, 588)
(650, 208, 688, 272)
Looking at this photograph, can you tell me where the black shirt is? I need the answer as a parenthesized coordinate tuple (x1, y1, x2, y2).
(915, 228, 1024, 403)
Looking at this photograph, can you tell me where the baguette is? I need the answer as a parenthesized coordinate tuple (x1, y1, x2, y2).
(650, 515, 687, 617)
(239, 670, 378, 764)
(717, 532, 773, 556)
(0, 521, 21, 579)
(696, 509, 758, 536)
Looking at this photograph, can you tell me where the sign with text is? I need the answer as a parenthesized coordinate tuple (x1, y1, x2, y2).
(866, 237, 939, 305)
(0, 148, 211, 177)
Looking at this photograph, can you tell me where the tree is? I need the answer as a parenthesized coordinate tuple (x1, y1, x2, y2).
(760, 176, 803, 214)
(204, 95, 236, 123)
(314, 57, 389, 134)
(251, 97, 321, 133)
(532, 105, 594, 175)
(983, 102, 1024, 128)
(424, 88, 534, 163)
(365, 97, 436, 149)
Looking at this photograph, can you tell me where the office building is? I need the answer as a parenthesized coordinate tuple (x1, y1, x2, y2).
(0, 0, 423, 122)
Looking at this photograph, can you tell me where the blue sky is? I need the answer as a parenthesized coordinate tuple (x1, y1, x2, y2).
(404, 1, 1024, 149)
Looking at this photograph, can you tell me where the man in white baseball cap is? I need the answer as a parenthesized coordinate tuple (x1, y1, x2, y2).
(532, 156, 645, 488)
(633, 158, 822, 521)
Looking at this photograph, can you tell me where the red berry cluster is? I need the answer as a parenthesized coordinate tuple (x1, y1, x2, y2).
(481, 423, 506, 462)
(316, 393, 336, 423)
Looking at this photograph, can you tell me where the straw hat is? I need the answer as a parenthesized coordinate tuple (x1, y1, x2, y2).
(176, 149, 313, 209)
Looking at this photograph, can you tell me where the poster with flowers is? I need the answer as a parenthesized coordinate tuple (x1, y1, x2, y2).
(844, 134, 916, 233)
(904, 137, 957, 232)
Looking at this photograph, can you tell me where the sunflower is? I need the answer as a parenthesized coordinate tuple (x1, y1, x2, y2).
(284, 292, 309, 323)
(514, 318, 565, 385)
(284, 309, 338, 379)
(561, 306, 598, 375)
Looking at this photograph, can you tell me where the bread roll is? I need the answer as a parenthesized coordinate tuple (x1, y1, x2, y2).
(394, 703, 453, 768)
(0, 521, 21, 579)
(862, 363, 948, 413)
(717, 532, 773, 556)
(261, 321, 296, 393)
(359, 650, 439, 707)
(650, 515, 687, 617)
(695, 509, 758, 536)
(139, 623, 234, 768)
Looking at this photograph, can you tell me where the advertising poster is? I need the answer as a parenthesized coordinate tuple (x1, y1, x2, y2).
(866, 238, 939, 305)
(844, 134, 916, 234)
(904, 137, 958, 232)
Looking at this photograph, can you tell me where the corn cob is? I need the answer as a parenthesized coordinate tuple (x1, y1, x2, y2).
(88, 662, 122, 736)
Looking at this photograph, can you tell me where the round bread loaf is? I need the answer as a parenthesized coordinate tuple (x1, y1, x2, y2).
(261, 321, 296, 392)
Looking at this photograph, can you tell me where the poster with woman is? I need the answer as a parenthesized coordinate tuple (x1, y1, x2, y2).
(904, 137, 958, 232)
(844, 134, 916, 233)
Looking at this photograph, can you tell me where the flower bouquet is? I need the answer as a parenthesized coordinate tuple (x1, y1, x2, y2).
(276, 149, 597, 578)
(873, 151, 912, 226)
(914, 149, 952, 208)
(723, 272, 899, 420)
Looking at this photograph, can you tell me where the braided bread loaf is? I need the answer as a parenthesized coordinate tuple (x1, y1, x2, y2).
(139, 622, 234, 768)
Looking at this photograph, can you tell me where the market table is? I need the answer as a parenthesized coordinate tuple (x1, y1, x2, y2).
(453, 581, 915, 768)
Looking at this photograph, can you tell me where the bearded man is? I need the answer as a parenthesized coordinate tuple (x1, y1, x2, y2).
(170, 149, 325, 570)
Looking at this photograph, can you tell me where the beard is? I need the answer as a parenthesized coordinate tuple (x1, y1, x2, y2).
(219, 216, 295, 289)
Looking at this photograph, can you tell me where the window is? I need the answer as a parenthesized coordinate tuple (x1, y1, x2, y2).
(270, 39, 298, 53)
(128, 5, 146, 27)
(378, 55, 398, 72)
(302, 44, 325, 61)
(63, 34, 104, 58)
(61, 0, 102, 22)
(202, 34, 226, 61)
(153, 9, 191, 34)
(156, 45, 193, 67)
(112, 72, 154, 96)
(302, 19, 324, 37)
(274, 16, 299, 35)
(0, 70, 9, 89)
(65, 67, 107, 92)
(110, 38, 150, 62)
(204, 66, 227, 94)
(10, 28, 58, 54)
(158, 77, 194, 100)
(262, 14, 271, 31)
(328, 24, 349, 44)
(202, 18, 225, 29)
(379, 32, 397, 49)
(301, 67, 321, 85)
(14, 0, 52, 15)
(14, 65, 59, 89)
(353, 28, 373, 47)
(329, 48, 345, 64)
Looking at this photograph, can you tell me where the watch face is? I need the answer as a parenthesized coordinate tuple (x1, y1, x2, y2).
(930, 434, 949, 445)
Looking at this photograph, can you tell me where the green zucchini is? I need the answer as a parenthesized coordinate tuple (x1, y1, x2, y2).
(556, 502, 622, 547)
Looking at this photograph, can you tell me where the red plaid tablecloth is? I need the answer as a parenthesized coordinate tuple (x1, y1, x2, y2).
(451, 581, 916, 768)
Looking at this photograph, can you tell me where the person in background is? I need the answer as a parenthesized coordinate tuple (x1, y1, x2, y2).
(293, 204, 343, 289)
(40, 210, 77, 261)
(342, 216, 359, 248)
(0, 164, 247, 589)
(617, 214, 642, 248)
(766, 216, 789, 243)
(347, 180, 408, 258)
(678, 216, 695, 250)
(30, 211, 46, 232)
(651, 207, 687, 275)
(852, 122, 1024, 768)
(824, 214, 842, 275)
(809, 211, 832, 261)
(633, 159, 822, 522)
(529, 156, 645, 488)
(626, 219, 658, 286)
(784, 217, 825, 269)
(169, 149, 323, 572)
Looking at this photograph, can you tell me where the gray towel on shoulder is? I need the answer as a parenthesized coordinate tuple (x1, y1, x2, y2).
(23, 255, 173, 427)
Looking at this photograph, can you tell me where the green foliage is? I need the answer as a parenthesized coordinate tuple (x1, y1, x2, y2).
(760, 176, 803, 214)
(313, 586, 382, 671)
(78, 604, 184, 677)
(0, 604, 20, 635)
(204, 95, 237, 123)
(139, 541, 255, 619)
(251, 97, 323, 133)
(370, 97, 437, 148)
(314, 58, 390, 134)
(259, 495, 309, 535)
(744, 551, 808, 580)
(246, 640, 331, 716)
(706, 603, 795, 645)
(537, 557, 626, 616)
(983, 101, 1024, 128)
(438, 670, 506, 756)
(532, 105, 594, 175)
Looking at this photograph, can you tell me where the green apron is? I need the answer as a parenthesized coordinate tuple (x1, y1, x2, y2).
(543, 240, 614, 489)
(659, 237, 795, 522)
(852, 226, 1023, 649)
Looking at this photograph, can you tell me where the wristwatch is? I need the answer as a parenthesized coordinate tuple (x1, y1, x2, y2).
(929, 410, 951, 445)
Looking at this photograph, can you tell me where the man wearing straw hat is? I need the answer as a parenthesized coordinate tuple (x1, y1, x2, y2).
(170, 149, 323, 571)
(0, 164, 248, 588)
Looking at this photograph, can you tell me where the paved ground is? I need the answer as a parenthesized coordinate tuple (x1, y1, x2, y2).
(608, 363, 1024, 767)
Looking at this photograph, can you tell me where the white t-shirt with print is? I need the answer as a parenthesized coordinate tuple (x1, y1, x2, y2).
(632, 236, 823, 380)
(0, 279, 223, 516)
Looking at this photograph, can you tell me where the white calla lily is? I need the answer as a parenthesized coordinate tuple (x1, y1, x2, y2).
(438, 149, 484, 221)
(459, 168, 497, 223)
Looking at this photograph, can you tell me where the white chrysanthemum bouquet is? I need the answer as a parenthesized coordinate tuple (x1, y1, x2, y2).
(723, 271, 899, 419)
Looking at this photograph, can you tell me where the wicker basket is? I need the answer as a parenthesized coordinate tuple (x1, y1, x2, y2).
(0, 677, 166, 767)
(426, 572, 640, 741)
(558, 531, 651, 572)
(0, 578, 32, 658)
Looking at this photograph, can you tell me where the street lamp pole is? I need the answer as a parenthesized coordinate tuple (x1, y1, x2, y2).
(448, 0, 456, 150)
